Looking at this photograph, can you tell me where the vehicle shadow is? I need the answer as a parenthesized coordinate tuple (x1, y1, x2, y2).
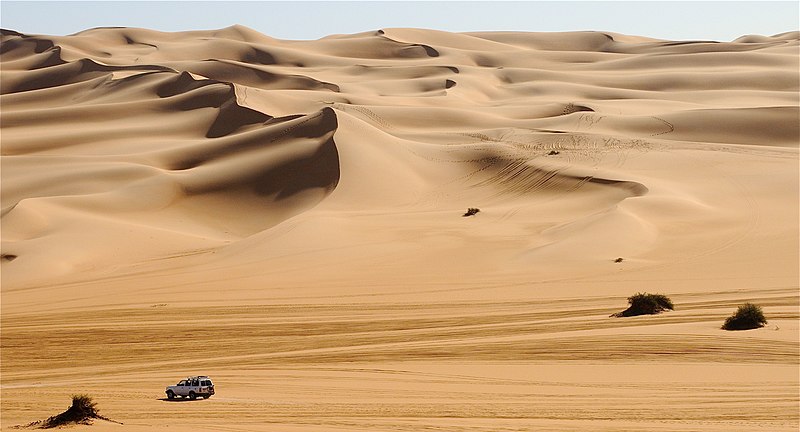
(158, 397, 207, 402)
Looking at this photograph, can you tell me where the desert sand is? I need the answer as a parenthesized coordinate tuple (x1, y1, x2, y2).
(1, 25, 798, 431)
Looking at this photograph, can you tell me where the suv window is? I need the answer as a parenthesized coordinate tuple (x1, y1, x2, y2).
(191, 379, 199, 386)
(178, 380, 188, 386)
(201, 380, 211, 386)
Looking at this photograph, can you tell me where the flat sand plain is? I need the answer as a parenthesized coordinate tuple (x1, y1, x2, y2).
(1, 26, 798, 431)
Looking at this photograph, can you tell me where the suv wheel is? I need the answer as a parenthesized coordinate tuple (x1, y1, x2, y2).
(166, 390, 175, 400)
(188, 391, 197, 400)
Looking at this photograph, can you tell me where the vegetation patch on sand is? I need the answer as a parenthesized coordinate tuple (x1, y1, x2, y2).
(18, 394, 119, 429)
(722, 303, 768, 330)
(612, 293, 674, 317)
(463, 208, 480, 217)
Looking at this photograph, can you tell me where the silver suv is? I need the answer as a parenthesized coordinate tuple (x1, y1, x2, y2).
(165, 376, 214, 400)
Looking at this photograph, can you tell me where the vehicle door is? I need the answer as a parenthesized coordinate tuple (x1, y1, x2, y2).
(190, 378, 200, 395)
(176, 379, 189, 396)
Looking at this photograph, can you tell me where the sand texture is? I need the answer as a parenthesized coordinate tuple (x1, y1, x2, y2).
(1, 26, 798, 431)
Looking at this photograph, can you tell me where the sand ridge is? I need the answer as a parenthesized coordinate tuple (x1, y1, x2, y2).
(1, 26, 798, 430)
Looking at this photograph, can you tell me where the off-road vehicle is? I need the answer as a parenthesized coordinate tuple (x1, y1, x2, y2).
(165, 376, 214, 400)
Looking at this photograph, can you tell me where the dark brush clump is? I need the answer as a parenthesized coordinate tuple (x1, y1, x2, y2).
(463, 208, 480, 217)
(1, 253, 17, 262)
(722, 303, 767, 330)
(23, 394, 117, 429)
(612, 293, 674, 317)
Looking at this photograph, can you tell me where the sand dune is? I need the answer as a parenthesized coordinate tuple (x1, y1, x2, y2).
(1, 26, 798, 431)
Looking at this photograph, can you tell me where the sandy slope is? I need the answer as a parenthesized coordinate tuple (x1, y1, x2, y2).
(1, 26, 798, 430)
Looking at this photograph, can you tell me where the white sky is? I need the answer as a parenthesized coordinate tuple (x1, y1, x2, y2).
(1, 1, 798, 41)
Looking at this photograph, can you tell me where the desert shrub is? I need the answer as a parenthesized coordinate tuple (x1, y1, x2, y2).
(612, 292, 674, 317)
(38, 394, 111, 428)
(722, 303, 767, 330)
(1, 253, 17, 262)
(463, 208, 480, 217)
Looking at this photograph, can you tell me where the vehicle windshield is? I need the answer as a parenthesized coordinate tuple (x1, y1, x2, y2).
(178, 380, 187, 386)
